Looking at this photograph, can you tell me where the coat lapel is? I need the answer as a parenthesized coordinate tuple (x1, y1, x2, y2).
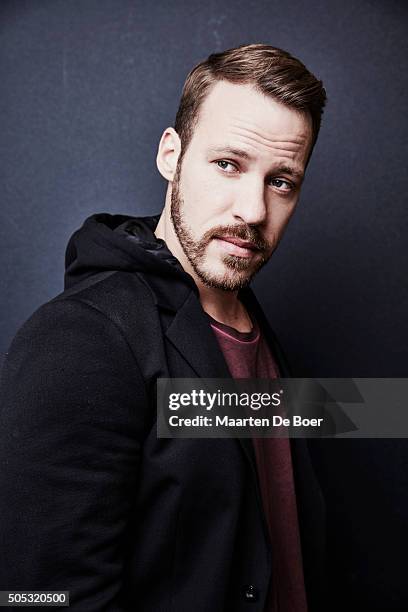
(164, 289, 260, 493)
(165, 290, 231, 379)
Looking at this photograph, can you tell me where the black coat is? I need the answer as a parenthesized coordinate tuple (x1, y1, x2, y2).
(0, 214, 326, 611)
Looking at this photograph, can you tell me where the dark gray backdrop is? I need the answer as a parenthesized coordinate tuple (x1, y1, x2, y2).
(1, 0, 407, 608)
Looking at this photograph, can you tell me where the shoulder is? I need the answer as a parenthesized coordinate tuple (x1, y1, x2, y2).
(2, 271, 159, 383)
(0, 272, 154, 438)
(58, 269, 157, 319)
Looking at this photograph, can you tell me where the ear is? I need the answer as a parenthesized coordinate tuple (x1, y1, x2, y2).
(156, 127, 181, 181)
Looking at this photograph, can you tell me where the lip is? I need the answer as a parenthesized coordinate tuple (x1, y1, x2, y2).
(213, 236, 260, 258)
(215, 236, 259, 251)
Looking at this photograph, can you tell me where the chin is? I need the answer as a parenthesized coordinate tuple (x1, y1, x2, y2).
(196, 262, 254, 292)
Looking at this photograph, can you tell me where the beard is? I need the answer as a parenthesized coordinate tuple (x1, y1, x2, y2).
(170, 161, 273, 292)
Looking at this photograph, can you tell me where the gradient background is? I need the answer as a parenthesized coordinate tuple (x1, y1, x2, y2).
(1, 0, 407, 609)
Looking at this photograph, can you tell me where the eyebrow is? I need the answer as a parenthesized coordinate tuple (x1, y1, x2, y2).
(274, 164, 305, 181)
(208, 146, 305, 181)
(209, 146, 252, 160)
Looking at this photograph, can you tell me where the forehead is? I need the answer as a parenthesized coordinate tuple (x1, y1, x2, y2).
(191, 80, 313, 166)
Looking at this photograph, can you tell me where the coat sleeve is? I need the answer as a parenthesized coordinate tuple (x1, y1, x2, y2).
(0, 298, 150, 611)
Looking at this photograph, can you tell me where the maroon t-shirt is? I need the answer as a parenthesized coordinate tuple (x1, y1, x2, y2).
(209, 315, 308, 612)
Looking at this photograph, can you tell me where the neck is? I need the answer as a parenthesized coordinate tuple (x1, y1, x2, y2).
(155, 201, 252, 333)
(196, 281, 252, 332)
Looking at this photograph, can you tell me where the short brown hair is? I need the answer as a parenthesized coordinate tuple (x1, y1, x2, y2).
(175, 43, 326, 160)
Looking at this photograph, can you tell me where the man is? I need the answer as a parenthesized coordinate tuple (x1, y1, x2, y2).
(0, 44, 326, 611)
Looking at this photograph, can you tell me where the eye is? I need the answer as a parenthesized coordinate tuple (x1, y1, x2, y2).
(215, 160, 239, 173)
(269, 178, 294, 192)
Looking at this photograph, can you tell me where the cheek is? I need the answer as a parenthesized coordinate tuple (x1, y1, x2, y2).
(265, 200, 298, 237)
(181, 165, 234, 222)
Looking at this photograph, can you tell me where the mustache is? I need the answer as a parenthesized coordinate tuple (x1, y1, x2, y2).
(201, 224, 271, 252)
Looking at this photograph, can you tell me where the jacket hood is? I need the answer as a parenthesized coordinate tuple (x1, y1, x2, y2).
(64, 213, 195, 291)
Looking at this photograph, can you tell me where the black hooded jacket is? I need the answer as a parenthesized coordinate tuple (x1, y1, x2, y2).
(0, 214, 326, 612)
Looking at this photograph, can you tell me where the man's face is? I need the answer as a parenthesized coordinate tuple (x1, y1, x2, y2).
(171, 81, 313, 291)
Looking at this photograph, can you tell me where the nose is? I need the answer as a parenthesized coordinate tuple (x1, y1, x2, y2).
(231, 177, 267, 226)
